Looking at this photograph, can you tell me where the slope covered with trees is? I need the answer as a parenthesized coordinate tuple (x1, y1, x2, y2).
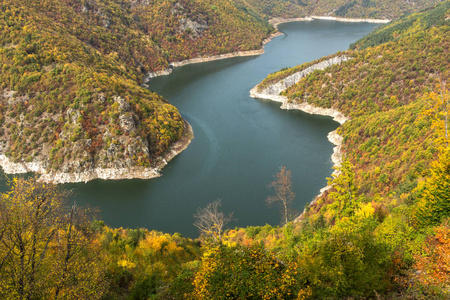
(1, 0, 450, 299)
(243, 1, 450, 297)
(0, 0, 273, 180)
(235, 0, 443, 19)
(276, 5, 449, 202)
(0, 0, 442, 180)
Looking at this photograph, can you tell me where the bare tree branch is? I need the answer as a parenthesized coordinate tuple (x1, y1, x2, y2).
(266, 166, 295, 226)
(194, 200, 234, 243)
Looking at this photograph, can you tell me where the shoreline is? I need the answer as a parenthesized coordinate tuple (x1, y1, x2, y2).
(270, 16, 390, 28)
(2, 15, 382, 184)
(144, 15, 389, 82)
(0, 120, 194, 184)
(249, 57, 350, 221)
(251, 97, 347, 223)
(309, 15, 390, 24)
(144, 31, 282, 82)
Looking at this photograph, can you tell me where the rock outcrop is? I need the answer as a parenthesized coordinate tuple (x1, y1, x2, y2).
(253, 55, 351, 98)
(250, 55, 351, 220)
(250, 55, 350, 124)
(0, 120, 193, 183)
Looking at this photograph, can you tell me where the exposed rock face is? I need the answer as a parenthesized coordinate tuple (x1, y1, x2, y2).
(249, 55, 351, 222)
(114, 96, 137, 132)
(250, 55, 350, 124)
(0, 121, 193, 183)
(119, 113, 136, 132)
(257, 55, 351, 96)
(179, 18, 208, 37)
(0, 87, 192, 184)
(66, 108, 81, 125)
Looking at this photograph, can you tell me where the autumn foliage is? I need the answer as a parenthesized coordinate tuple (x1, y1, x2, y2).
(0, 0, 449, 299)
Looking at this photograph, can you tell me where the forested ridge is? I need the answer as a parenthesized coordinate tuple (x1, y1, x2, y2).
(0, 0, 273, 178)
(0, 0, 441, 179)
(248, 1, 450, 298)
(235, 0, 443, 19)
(1, 0, 450, 299)
(271, 1, 450, 202)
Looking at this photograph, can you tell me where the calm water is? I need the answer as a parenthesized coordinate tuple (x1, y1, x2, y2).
(0, 21, 378, 237)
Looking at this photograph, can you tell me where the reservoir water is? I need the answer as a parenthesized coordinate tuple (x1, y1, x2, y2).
(1, 20, 378, 237)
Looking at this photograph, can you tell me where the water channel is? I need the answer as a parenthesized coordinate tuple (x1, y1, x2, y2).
(1, 20, 378, 237)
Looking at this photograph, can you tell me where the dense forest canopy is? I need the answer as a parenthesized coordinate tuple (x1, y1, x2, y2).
(0, 0, 274, 179)
(1, 0, 450, 298)
(0, 0, 443, 180)
(235, 0, 444, 19)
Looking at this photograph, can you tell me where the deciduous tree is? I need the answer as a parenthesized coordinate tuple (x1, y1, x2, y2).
(266, 166, 295, 225)
(193, 200, 233, 243)
(0, 177, 106, 299)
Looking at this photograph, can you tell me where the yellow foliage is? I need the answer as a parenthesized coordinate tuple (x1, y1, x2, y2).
(118, 259, 136, 269)
(138, 231, 182, 254)
(355, 203, 375, 219)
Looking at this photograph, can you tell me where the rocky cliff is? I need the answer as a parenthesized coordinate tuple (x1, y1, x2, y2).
(250, 54, 351, 211)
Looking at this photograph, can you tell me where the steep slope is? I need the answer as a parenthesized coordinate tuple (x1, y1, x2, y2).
(0, 0, 442, 182)
(0, 0, 273, 182)
(233, 2, 450, 298)
(351, 0, 450, 49)
(234, 0, 443, 19)
(254, 1, 449, 202)
(1, 2, 449, 299)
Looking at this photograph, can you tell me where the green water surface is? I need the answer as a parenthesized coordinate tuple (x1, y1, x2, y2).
(1, 20, 378, 237)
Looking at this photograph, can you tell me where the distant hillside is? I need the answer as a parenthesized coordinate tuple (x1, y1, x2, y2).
(351, 0, 450, 48)
(235, 0, 444, 19)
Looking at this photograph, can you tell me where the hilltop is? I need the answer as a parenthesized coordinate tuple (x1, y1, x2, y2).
(0, 0, 449, 299)
(235, 0, 443, 19)
(0, 0, 442, 182)
(0, 0, 273, 182)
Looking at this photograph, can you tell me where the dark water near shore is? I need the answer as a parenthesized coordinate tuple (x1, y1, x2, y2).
(0, 21, 378, 237)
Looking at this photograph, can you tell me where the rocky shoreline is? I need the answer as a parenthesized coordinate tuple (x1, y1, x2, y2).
(144, 31, 282, 82)
(249, 56, 350, 220)
(2, 16, 382, 184)
(270, 16, 390, 27)
(309, 15, 390, 23)
(250, 55, 350, 124)
(144, 15, 389, 82)
(0, 120, 194, 184)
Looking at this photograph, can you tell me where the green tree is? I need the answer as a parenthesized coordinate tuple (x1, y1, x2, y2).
(297, 217, 400, 298)
(424, 83, 449, 146)
(0, 177, 106, 299)
(414, 87, 450, 228)
(190, 244, 298, 299)
(413, 147, 450, 228)
(326, 159, 358, 219)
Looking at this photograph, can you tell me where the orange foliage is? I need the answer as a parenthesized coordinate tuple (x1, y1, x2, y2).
(413, 223, 450, 293)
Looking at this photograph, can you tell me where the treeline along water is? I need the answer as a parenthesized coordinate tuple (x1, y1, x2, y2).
(0, 21, 378, 237)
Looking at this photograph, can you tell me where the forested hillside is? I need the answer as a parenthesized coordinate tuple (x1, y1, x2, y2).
(351, 0, 450, 48)
(236, 0, 443, 19)
(0, 0, 273, 180)
(271, 2, 449, 202)
(1, 0, 449, 298)
(0, 0, 441, 180)
(246, 1, 450, 298)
